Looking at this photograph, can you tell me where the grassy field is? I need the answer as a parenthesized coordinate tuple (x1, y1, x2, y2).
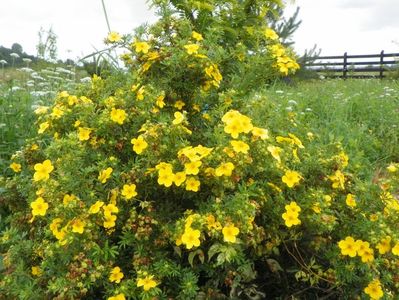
(258, 79, 399, 179)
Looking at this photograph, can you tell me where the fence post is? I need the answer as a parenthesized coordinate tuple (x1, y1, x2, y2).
(343, 52, 347, 79)
(380, 50, 384, 78)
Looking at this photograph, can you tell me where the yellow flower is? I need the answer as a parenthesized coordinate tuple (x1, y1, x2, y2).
(30, 144, 39, 151)
(63, 194, 76, 206)
(174, 100, 186, 110)
(98, 167, 113, 183)
(71, 219, 85, 234)
(136, 86, 145, 100)
(31, 197, 49, 217)
(222, 224, 239, 243)
(156, 95, 165, 108)
(68, 95, 78, 106)
(285, 201, 301, 214)
(158, 169, 174, 187)
(230, 140, 250, 154)
(312, 203, 321, 213)
(282, 211, 301, 227)
(251, 127, 269, 140)
(364, 279, 384, 300)
(38, 121, 50, 134)
(133, 41, 150, 54)
(10, 162, 21, 172)
(89, 201, 104, 214)
(184, 44, 199, 55)
(328, 170, 345, 190)
(103, 203, 119, 216)
(31, 266, 42, 276)
(109, 266, 124, 283)
(355, 240, 369, 257)
(184, 161, 202, 175)
(360, 247, 374, 263)
(51, 106, 64, 119)
(78, 127, 92, 141)
(215, 162, 235, 177)
(122, 184, 137, 200)
(338, 236, 358, 257)
(392, 242, 399, 256)
(131, 135, 148, 154)
(376, 236, 391, 254)
(387, 163, 397, 172)
(192, 31, 203, 41)
(155, 162, 173, 172)
(181, 227, 201, 249)
(282, 170, 301, 188)
(107, 31, 122, 43)
(173, 172, 186, 187)
(137, 275, 158, 291)
(110, 108, 127, 125)
(34, 106, 49, 115)
(264, 28, 279, 40)
(267, 146, 282, 163)
(49, 217, 62, 233)
(172, 111, 184, 125)
(345, 193, 357, 208)
(108, 293, 126, 300)
(33, 160, 54, 182)
(103, 214, 117, 228)
(185, 177, 200, 192)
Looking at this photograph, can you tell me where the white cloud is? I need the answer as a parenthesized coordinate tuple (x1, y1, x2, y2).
(0, 0, 156, 60)
(284, 0, 399, 55)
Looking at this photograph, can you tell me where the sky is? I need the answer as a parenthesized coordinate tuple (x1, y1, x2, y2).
(1, 0, 398, 61)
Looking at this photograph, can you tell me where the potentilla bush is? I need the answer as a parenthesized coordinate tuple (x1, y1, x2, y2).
(1, 1, 399, 299)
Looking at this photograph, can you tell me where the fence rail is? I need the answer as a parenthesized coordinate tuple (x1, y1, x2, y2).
(305, 51, 399, 79)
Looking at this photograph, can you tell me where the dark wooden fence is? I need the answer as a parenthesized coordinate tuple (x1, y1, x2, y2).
(305, 51, 399, 79)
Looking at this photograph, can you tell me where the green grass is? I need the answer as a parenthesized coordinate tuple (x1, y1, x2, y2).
(254, 79, 399, 179)
(0, 63, 88, 174)
(0, 88, 37, 172)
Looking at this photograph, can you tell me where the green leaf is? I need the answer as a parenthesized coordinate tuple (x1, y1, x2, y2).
(208, 243, 222, 262)
(188, 249, 204, 267)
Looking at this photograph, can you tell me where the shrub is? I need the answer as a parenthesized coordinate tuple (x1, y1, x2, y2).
(1, 1, 398, 299)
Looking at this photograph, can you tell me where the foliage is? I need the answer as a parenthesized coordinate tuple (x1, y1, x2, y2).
(1, 1, 398, 300)
(37, 27, 58, 61)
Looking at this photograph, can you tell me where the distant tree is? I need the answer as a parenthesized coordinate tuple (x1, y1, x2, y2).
(11, 43, 23, 54)
(268, 6, 302, 47)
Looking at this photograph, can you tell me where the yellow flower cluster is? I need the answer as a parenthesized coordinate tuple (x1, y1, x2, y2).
(338, 236, 374, 262)
(49, 218, 68, 245)
(222, 110, 254, 139)
(282, 201, 301, 227)
(103, 203, 119, 229)
(204, 63, 223, 88)
(269, 44, 300, 76)
(328, 170, 345, 190)
(110, 108, 127, 125)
